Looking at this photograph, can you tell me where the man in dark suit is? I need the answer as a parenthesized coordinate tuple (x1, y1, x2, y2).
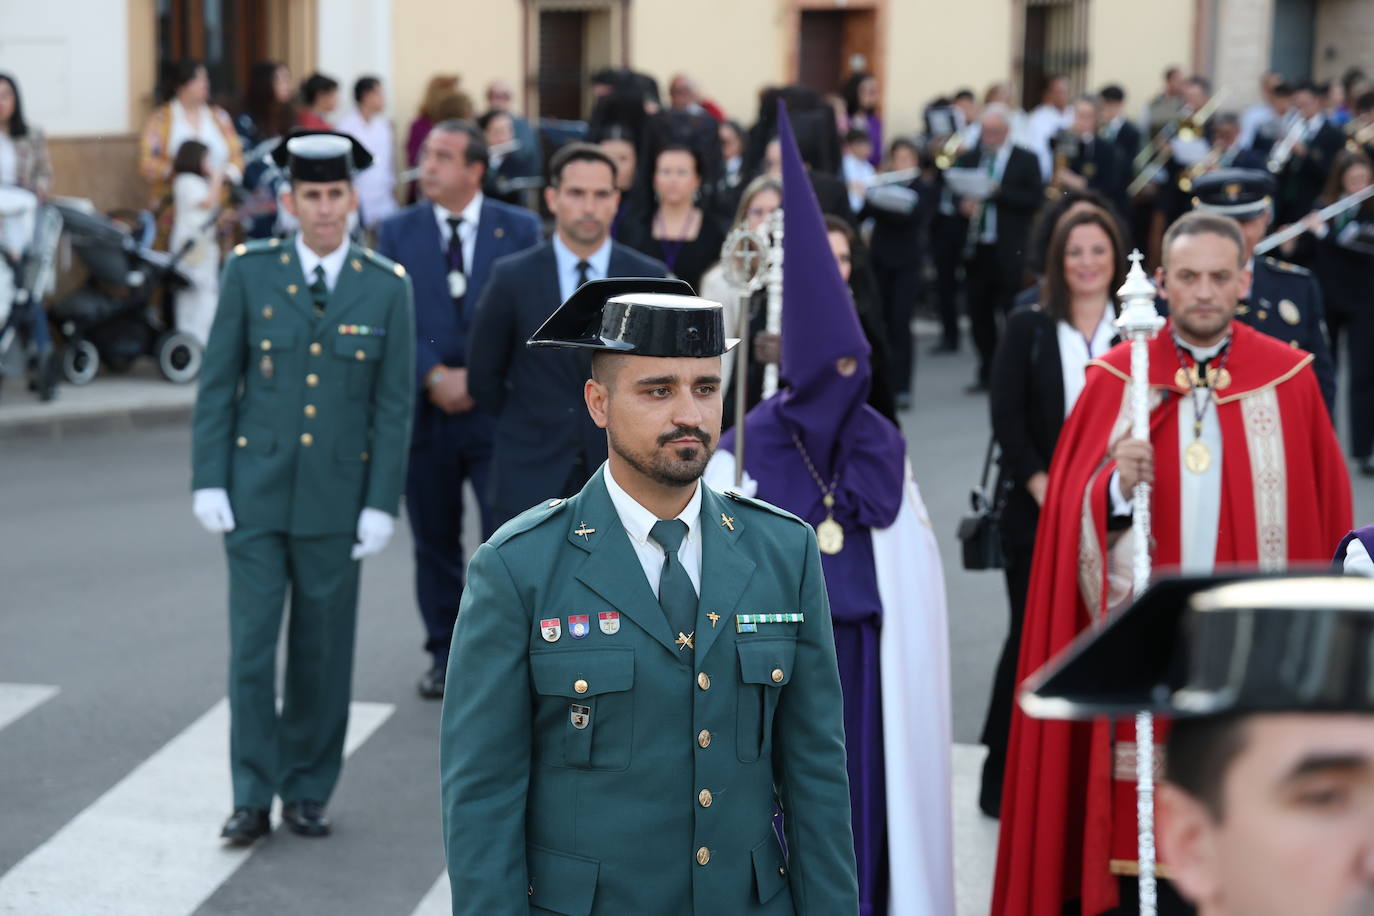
(376, 120, 542, 698)
(1277, 82, 1346, 224)
(954, 105, 1045, 391)
(468, 143, 666, 527)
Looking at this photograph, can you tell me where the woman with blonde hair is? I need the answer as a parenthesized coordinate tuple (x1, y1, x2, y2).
(139, 60, 243, 233)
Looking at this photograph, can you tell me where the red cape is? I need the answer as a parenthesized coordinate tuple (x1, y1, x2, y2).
(990, 321, 1352, 916)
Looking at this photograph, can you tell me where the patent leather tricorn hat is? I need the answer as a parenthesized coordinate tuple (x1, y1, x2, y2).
(527, 277, 739, 357)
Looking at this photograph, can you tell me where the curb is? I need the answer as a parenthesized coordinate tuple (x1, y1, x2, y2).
(0, 402, 194, 442)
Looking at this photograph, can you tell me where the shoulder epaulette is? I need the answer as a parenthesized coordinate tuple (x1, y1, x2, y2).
(1261, 255, 1310, 276)
(360, 246, 406, 278)
(231, 237, 284, 258)
(722, 489, 805, 526)
(487, 496, 571, 547)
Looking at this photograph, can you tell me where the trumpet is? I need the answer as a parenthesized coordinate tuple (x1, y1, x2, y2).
(1267, 117, 1306, 174)
(934, 132, 965, 170)
(1346, 119, 1374, 154)
(1128, 91, 1227, 196)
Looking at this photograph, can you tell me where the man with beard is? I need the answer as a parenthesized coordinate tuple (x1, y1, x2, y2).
(991, 210, 1351, 916)
(439, 279, 860, 915)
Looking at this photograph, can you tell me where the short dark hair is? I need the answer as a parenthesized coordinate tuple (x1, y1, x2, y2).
(654, 142, 702, 179)
(1163, 210, 1247, 267)
(476, 109, 512, 133)
(301, 73, 339, 106)
(1293, 79, 1319, 96)
(1356, 90, 1374, 115)
(353, 75, 381, 104)
(1164, 65, 1182, 81)
(1274, 82, 1295, 98)
(888, 136, 920, 160)
(430, 119, 488, 170)
(1166, 715, 1252, 820)
(1186, 75, 1211, 93)
(953, 89, 975, 103)
(172, 139, 209, 176)
(160, 59, 205, 104)
(1212, 110, 1241, 131)
(844, 126, 871, 145)
(590, 351, 628, 388)
(1041, 204, 1127, 321)
(548, 142, 618, 187)
(1099, 84, 1125, 103)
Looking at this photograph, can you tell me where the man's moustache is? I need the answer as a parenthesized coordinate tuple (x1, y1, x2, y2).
(659, 427, 710, 447)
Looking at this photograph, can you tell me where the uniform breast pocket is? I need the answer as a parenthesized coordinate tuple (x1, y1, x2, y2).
(529, 648, 634, 772)
(736, 637, 797, 764)
(251, 326, 296, 390)
(332, 335, 383, 399)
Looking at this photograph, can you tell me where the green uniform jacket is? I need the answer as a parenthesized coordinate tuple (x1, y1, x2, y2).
(440, 466, 860, 916)
(191, 237, 415, 535)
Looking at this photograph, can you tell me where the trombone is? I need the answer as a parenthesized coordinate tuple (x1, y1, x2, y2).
(1266, 117, 1306, 174)
(1346, 119, 1374, 154)
(1128, 91, 1227, 197)
(1254, 183, 1374, 255)
(934, 132, 966, 170)
(1178, 142, 1225, 193)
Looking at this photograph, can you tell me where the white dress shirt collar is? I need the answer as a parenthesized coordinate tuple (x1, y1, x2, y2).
(604, 461, 702, 546)
(294, 233, 350, 292)
(552, 233, 613, 303)
(433, 191, 484, 240)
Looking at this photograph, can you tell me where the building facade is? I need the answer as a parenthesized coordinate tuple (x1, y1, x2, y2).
(4, 0, 1370, 214)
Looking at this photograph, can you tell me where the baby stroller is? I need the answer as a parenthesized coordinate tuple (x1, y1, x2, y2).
(0, 187, 63, 400)
(48, 201, 203, 385)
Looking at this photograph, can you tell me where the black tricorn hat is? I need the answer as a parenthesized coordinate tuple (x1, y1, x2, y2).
(1190, 167, 1277, 220)
(527, 277, 740, 357)
(271, 130, 373, 183)
(1019, 573, 1374, 721)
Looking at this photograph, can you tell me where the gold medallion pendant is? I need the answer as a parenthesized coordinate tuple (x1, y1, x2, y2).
(816, 517, 845, 555)
(1184, 439, 1212, 474)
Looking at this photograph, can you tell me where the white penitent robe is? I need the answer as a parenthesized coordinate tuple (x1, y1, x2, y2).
(703, 452, 954, 916)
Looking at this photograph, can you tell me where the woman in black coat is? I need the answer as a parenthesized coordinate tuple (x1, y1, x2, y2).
(978, 204, 1127, 817)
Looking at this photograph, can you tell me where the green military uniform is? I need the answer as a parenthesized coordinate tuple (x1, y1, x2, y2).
(440, 466, 860, 915)
(191, 235, 414, 810)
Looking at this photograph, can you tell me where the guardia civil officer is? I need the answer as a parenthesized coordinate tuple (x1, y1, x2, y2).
(1189, 168, 1337, 413)
(190, 131, 415, 844)
(1019, 574, 1374, 916)
(439, 279, 860, 915)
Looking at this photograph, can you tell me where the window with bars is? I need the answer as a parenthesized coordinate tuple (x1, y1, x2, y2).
(527, 0, 626, 121)
(1019, 0, 1091, 109)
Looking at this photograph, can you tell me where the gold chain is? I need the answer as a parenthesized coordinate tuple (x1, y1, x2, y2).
(790, 432, 840, 508)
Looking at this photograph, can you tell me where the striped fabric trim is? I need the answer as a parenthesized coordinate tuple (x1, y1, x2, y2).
(1240, 387, 1288, 571)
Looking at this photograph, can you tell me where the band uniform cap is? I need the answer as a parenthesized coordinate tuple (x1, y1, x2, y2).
(270, 130, 373, 182)
(1019, 573, 1374, 721)
(1190, 168, 1277, 220)
(527, 277, 740, 357)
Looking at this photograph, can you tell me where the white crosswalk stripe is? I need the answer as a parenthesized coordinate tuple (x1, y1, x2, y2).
(0, 684, 59, 733)
(0, 698, 393, 916)
(409, 871, 451, 916)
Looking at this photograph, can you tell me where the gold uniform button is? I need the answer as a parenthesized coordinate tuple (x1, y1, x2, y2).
(771, 668, 784, 683)
(361, 451, 369, 461)
(779, 866, 786, 876)
(262, 306, 273, 319)
(697, 672, 711, 691)
(260, 339, 272, 351)
(306, 373, 319, 387)
(573, 679, 589, 695)
(236, 436, 247, 447)
(300, 433, 314, 447)
(698, 789, 713, 808)
(695, 847, 711, 866)
(355, 349, 366, 361)
(304, 404, 317, 418)
(287, 284, 298, 295)
(310, 342, 322, 355)
(697, 729, 711, 748)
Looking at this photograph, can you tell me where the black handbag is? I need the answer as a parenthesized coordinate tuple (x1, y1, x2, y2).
(957, 435, 1012, 571)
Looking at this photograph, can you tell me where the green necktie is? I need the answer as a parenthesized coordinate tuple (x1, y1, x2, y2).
(649, 519, 697, 650)
(309, 264, 328, 318)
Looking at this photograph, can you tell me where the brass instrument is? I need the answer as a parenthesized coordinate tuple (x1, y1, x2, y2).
(1346, 119, 1374, 154)
(1178, 142, 1225, 193)
(1045, 131, 1081, 199)
(1266, 117, 1306, 174)
(1254, 183, 1374, 255)
(1128, 91, 1228, 197)
(934, 132, 965, 170)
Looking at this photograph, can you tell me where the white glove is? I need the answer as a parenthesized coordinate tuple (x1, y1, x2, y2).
(351, 508, 394, 560)
(192, 488, 236, 533)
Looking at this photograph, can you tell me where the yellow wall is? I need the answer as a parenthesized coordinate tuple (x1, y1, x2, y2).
(1086, 0, 1195, 118)
(390, 0, 524, 138)
(885, 0, 1015, 139)
(630, 0, 786, 124)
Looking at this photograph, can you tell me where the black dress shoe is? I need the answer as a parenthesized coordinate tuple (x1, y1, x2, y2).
(1359, 458, 1374, 478)
(417, 666, 446, 699)
(282, 800, 331, 837)
(220, 807, 270, 845)
(964, 380, 989, 394)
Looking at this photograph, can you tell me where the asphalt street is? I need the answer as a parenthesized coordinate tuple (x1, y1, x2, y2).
(2, 329, 1371, 915)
